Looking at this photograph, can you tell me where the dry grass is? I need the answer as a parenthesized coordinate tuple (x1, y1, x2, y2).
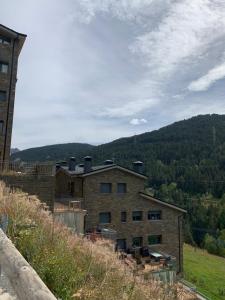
(0, 182, 196, 300)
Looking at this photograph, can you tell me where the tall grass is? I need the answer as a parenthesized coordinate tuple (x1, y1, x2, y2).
(0, 182, 195, 300)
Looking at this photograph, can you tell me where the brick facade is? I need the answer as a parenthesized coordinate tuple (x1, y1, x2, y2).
(56, 165, 185, 272)
(0, 24, 26, 161)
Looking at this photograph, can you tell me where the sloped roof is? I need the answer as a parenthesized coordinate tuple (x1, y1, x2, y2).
(57, 164, 147, 179)
(0, 24, 26, 53)
(140, 192, 187, 213)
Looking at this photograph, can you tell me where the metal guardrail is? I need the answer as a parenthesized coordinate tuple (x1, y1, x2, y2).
(0, 228, 57, 300)
(180, 279, 211, 300)
(0, 161, 55, 176)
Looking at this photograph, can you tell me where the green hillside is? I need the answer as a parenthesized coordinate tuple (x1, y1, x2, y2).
(184, 244, 225, 300)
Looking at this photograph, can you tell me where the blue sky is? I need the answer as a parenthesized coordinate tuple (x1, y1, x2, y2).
(1, 0, 225, 149)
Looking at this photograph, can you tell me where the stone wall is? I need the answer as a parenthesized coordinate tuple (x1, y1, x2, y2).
(82, 168, 184, 272)
(0, 174, 55, 211)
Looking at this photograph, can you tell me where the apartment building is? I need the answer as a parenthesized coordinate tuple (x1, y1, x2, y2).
(0, 24, 26, 161)
(56, 157, 186, 272)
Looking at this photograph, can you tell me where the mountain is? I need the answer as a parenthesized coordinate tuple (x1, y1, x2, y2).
(12, 114, 225, 197)
(10, 148, 20, 154)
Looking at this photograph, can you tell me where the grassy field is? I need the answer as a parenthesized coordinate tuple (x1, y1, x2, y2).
(184, 244, 225, 300)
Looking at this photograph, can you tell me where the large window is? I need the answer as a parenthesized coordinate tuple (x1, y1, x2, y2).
(0, 62, 9, 74)
(132, 237, 143, 247)
(117, 183, 127, 193)
(121, 211, 127, 223)
(148, 235, 162, 245)
(0, 121, 4, 134)
(100, 183, 112, 193)
(148, 211, 162, 220)
(0, 91, 6, 102)
(99, 212, 111, 224)
(132, 211, 143, 221)
(0, 36, 11, 45)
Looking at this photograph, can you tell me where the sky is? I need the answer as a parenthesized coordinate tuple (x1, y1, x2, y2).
(1, 0, 225, 149)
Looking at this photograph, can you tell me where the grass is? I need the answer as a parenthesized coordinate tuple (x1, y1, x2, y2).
(0, 182, 194, 300)
(184, 244, 225, 300)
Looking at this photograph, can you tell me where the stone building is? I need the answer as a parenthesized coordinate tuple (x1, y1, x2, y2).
(0, 24, 26, 161)
(56, 157, 186, 272)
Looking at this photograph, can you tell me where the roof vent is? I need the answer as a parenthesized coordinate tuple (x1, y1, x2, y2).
(68, 157, 76, 171)
(104, 160, 114, 165)
(84, 156, 92, 173)
(132, 161, 144, 174)
(79, 163, 84, 167)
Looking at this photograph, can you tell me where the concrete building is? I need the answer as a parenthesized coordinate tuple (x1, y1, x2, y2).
(0, 24, 26, 161)
(56, 157, 186, 273)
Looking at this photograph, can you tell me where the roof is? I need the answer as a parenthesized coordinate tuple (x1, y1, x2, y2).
(57, 164, 148, 180)
(140, 192, 187, 213)
(0, 24, 26, 53)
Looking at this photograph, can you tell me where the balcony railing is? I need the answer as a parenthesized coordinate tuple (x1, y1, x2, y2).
(0, 161, 55, 176)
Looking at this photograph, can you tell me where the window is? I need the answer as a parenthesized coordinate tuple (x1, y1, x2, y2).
(116, 239, 127, 250)
(148, 235, 162, 245)
(99, 212, 111, 224)
(148, 211, 162, 220)
(121, 211, 127, 223)
(100, 183, 112, 193)
(0, 62, 9, 74)
(132, 211, 143, 221)
(117, 183, 127, 193)
(0, 121, 4, 134)
(0, 36, 11, 45)
(0, 91, 6, 102)
(132, 237, 143, 247)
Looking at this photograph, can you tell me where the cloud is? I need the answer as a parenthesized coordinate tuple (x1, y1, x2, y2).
(130, 118, 147, 125)
(188, 62, 225, 91)
(102, 98, 158, 118)
(130, 0, 225, 76)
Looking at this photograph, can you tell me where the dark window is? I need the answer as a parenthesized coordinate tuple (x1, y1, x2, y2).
(0, 62, 9, 74)
(117, 183, 127, 193)
(0, 121, 4, 134)
(100, 183, 112, 193)
(148, 235, 162, 245)
(121, 211, 127, 223)
(0, 91, 6, 102)
(0, 36, 11, 45)
(116, 239, 126, 250)
(148, 211, 162, 220)
(132, 211, 143, 221)
(99, 212, 111, 224)
(132, 237, 143, 247)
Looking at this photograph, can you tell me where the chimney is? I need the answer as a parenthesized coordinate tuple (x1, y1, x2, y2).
(69, 157, 76, 171)
(133, 161, 144, 174)
(104, 159, 114, 165)
(84, 156, 92, 173)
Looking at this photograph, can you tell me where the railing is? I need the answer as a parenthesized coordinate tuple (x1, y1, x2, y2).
(0, 228, 57, 300)
(0, 161, 55, 176)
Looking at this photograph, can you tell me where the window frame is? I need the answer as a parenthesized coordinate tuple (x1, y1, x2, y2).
(100, 183, 112, 193)
(132, 211, 143, 222)
(148, 235, 162, 245)
(0, 91, 7, 102)
(117, 183, 127, 194)
(0, 62, 9, 74)
(0, 36, 11, 45)
(121, 211, 127, 223)
(99, 212, 111, 224)
(132, 236, 143, 247)
(148, 210, 162, 221)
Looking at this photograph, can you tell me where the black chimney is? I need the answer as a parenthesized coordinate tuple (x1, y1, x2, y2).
(69, 157, 76, 171)
(132, 161, 144, 174)
(84, 156, 92, 173)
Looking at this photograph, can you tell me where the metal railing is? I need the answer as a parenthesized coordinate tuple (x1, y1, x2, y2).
(0, 161, 55, 176)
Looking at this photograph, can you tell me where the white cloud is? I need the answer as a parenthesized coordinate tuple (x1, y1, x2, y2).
(130, 118, 147, 125)
(130, 0, 225, 76)
(188, 62, 225, 91)
(102, 98, 158, 118)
